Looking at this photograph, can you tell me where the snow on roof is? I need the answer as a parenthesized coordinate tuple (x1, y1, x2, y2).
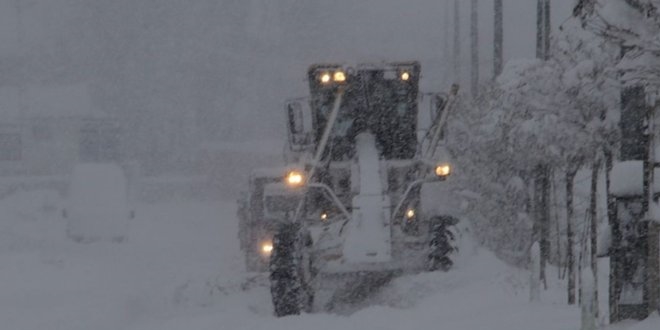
(0, 84, 102, 120)
(610, 160, 660, 197)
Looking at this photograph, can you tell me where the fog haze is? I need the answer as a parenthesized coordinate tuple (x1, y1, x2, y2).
(0, 0, 576, 173)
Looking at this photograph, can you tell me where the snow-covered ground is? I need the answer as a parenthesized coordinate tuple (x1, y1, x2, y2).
(0, 190, 244, 330)
(1, 188, 658, 330)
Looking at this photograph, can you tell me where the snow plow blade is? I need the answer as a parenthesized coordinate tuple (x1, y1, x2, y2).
(316, 269, 400, 313)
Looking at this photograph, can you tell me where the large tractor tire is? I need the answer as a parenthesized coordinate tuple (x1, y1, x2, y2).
(428, 216, 459, 272)
(269, 223, 314, 317)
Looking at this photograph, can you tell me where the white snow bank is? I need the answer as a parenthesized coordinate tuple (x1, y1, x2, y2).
(129, 229, 582, 330)
(530, 242, 541, 302)
(6, 194, 646, 330)
(580, 267, 597, 330)
(0, 189, 64, 253)
(624, 313, 660, 330)
(1, 199, 243, 330)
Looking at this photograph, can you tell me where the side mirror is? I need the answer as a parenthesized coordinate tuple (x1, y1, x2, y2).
(432, 93, 447, 123)
(287, 102, 304, 135)
(286, 101, 309, 148)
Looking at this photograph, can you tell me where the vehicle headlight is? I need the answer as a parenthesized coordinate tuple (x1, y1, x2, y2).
(320, 72, 331, 84)
(400, 71, 410, 81)
(261, 242, 273, 255)
(405, 208, 415, 220)
(333, 71, 346, 82)
(435, 164, 451, 177)
(285, 170, 305, 187)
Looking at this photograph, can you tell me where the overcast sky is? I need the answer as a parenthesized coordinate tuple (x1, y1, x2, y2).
(0, 0, 578, 144)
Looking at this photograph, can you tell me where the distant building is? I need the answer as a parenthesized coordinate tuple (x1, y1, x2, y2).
(0, 83, 118, 176)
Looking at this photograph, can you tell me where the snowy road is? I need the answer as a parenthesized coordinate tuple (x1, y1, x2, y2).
(0, 193, 247, 330)
(1, 190, 657, 330)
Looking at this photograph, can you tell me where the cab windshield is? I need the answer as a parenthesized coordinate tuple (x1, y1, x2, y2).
(309, 66, 420, 161)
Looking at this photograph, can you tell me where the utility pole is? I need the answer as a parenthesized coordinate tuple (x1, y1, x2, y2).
(567, 168, 577, 304)
(536, 0, 550, 60)
(536, 0, 544, 59)
(589, 158, 600, 319)
(534, 0, 551, 289)
(493, 0, 503, 78)
(470, 0, 479, 96)
(453, 0, 461, 84)
(443, 0, 451, 84)
(544, 0, 551, 60)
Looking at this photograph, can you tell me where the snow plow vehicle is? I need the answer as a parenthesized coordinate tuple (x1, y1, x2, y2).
(237, 62, 459, 316)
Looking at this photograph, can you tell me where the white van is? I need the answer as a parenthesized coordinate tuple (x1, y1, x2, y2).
(64, 163, 133, 243)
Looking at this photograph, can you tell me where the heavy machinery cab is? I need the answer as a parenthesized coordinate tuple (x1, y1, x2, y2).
(282, 62, 443, 229)
(306, 62, 420, 161)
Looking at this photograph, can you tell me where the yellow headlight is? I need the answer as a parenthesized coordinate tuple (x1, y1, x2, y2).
(333, 71, 346, 82)
(406, 208, 415, 220)
(321, 212, 328, 221)
(401, 71, 410, 81)
(261, 242, 273, 255)
(320, 72, 331, 83)
(435, 164, 451, 177)
(286, 170, 305, 187)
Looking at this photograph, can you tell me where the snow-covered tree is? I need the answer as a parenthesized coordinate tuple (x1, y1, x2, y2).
(554, 11, 621, 305)
(576, 0, 660, 93)
(446, 10, 621, 274)
(446, 58, 572, 265)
